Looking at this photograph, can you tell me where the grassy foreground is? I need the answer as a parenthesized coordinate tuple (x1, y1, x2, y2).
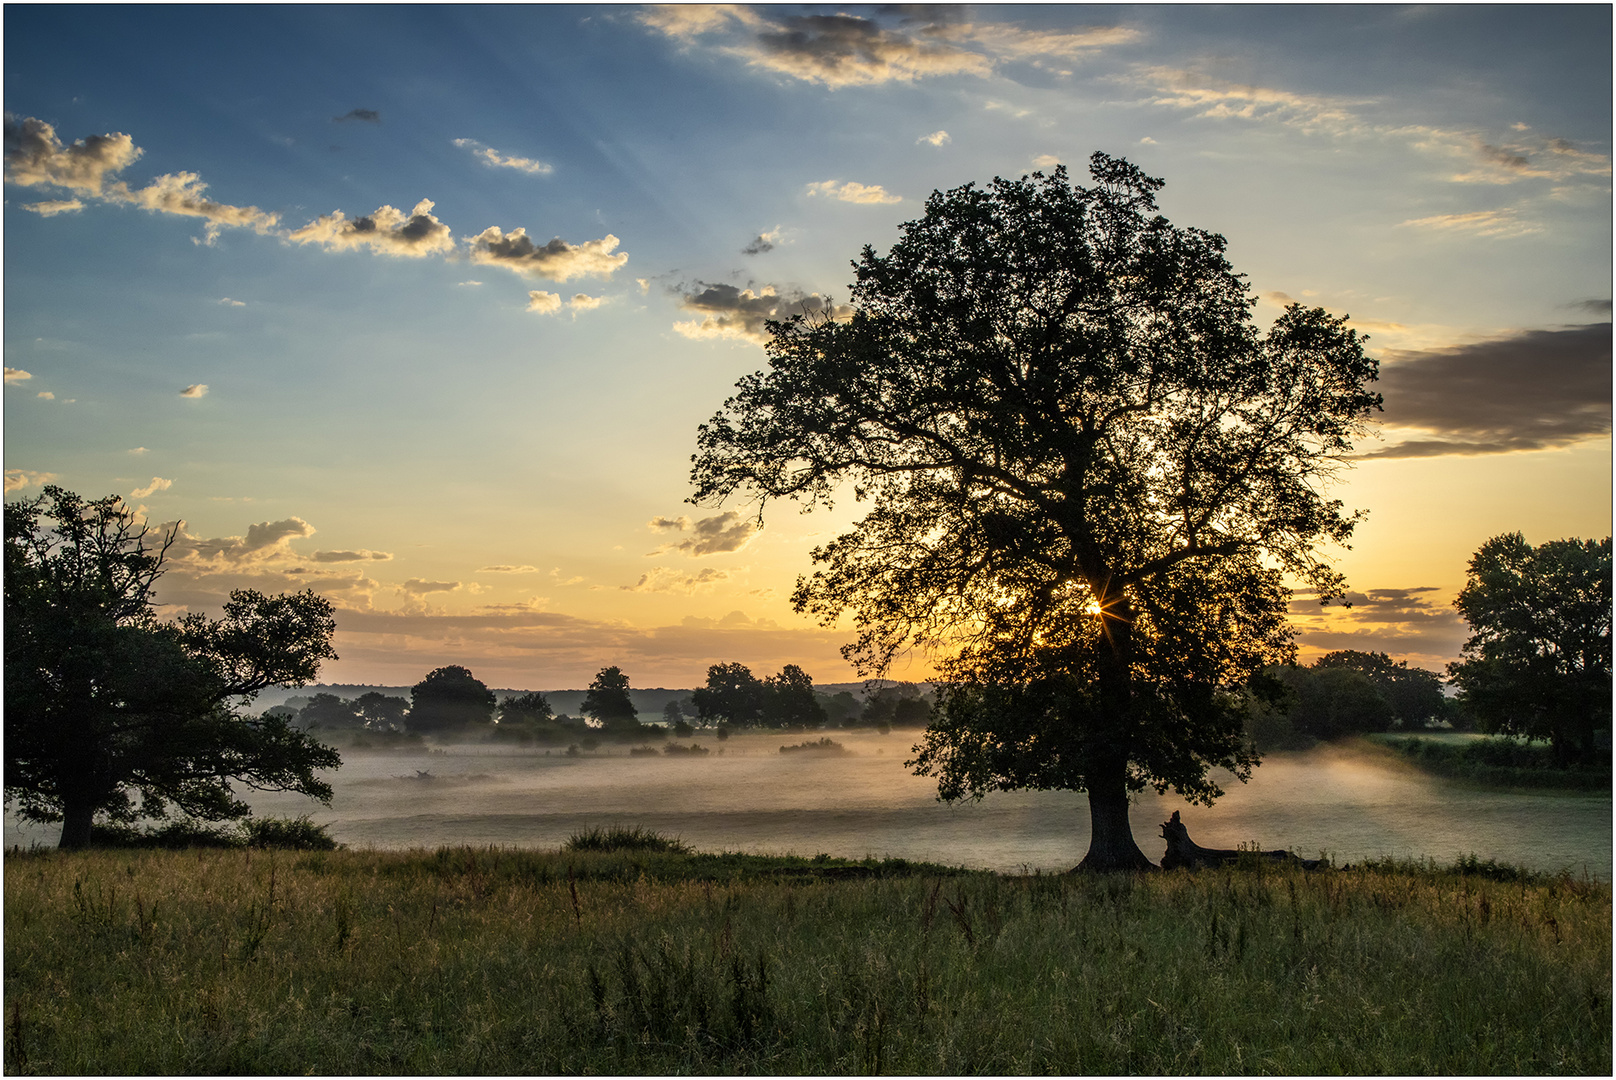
(4, 844, 1609, 1074)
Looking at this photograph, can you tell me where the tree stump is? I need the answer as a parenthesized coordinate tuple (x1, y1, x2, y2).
(1158, 811, 1324, 870)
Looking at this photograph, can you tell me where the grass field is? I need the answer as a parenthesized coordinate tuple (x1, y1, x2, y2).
(4, 842, 1609, 1074)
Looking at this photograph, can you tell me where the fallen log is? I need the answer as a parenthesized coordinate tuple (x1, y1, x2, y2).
(1158, 811, 1325, 870)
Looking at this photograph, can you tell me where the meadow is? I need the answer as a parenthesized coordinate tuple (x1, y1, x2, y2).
(4, 839, 1609, 1074)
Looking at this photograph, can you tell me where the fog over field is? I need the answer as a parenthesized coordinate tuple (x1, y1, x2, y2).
(11, 730, 1591, 879)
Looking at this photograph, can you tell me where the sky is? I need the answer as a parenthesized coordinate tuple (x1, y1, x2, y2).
(4, 4, 1611, 692)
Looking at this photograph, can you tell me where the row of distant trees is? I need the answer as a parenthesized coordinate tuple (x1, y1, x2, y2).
(278, 661, 938, 746)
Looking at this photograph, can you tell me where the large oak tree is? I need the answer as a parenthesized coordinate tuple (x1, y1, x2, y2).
(691, 155, 1380, 870)
(5, 487, 341, 848)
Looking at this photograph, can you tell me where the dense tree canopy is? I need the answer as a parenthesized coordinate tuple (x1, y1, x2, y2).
(692, 155, 1380, 869)
(1448, 533, 1611, 765)
(762, 664, 828, 729)
(581, 666, 640, 736)
(5, 487, 340, 848)
(407, 666, 496, 734)
(691, 662, 765, 727)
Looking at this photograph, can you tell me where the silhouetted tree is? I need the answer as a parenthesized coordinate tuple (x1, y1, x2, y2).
(692, 156, 1379, 870)
(1448, 533, 1612, 766)
(761, 664, 828, 729)
(5, 487, 340, 848)
(355, 691, 409, 731)
(691, 662, 765, 727)
(1273, 665, 1394, 740)
(581, 666, 640, 736)
(818, 690, 860, 727)
(407, 665, 496, 735)
(1313, 650, 1444, 728)
(298, 693, 364, 731)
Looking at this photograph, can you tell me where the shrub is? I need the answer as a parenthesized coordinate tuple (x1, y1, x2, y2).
(629, 746, 661, 757)
(563, 825, 690, 854)
(780, 737, 847, 755)
(244, 815, 339, 851)
(663, 742, 710, 756)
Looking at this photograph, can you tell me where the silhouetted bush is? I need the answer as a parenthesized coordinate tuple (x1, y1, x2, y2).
(564, 825, 690, 854)
(780, 737, 847, 755)
(663, 742, 710, 756)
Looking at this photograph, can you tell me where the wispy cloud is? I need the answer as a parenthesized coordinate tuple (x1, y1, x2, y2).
(333, 108, 380, 124)
(172, 516, 316, 563)
(180, 384, 208, 398)
(23, 198, 83, 216)
(917, 130, 951, 147)
(480, 564, 540, 573)
(308, 549, 393, 563)
(621, 566, 733, 593)
(452, 138, 554, 176)
(468, 227, 628, 281)
(290, 198, 454, 258)
(1288, 586, 1467, 668)
(111, 171, 280, 244)
(1395, 208, 1540, 239)
(806, 179, 901, 204)
(130, 477, 172, 499)
(400, 578, 461, 595)
(218, 297, 246, 307)
(672, 282, 850, 345)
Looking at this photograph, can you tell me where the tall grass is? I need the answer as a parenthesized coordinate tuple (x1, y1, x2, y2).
(4, 845, 1609, 1074)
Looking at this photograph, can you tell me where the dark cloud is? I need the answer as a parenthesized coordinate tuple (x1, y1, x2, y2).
(334, 108, 381, 124)
(673, 282, 850, 344)
(644, 511, 759, 557)
(467, 226, 628, 281)
(1568, 298, 1612, 315)
(1364, 322, 1611, 458)
(742, 235, 774, 255)
(1287, 585, 1468, 667)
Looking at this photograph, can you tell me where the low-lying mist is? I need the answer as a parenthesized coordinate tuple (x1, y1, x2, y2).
(7, 731, 1608, 879)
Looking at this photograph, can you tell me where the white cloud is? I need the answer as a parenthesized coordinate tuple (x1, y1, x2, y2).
(23, 198, 84, 216)
(37, 391, 55, 400)
(130, 477, 172, 498)
(526, 290, 563, 314)
(128, 447, 149, 455)
(4, 469, 57, 493)
(3, 116, 141, 195)
(468, 227, 629, 281)
(452, 138, 554, 176)
(109, 171, 280, 243)
(290, 198, 454, 258)
(806, 179, 901, 204)
(1031, 153, 1062, 168)
(4, 367, 32, 384)
(458, 280, 483, 287)
(171, 516, 316, 563)
(180, 384, 208, 398)
(568, 293, 605, 312)
(918, 130, 951, 147)
(218, 297, 246, 307)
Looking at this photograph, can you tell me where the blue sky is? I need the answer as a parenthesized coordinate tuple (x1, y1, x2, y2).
(4, 4, 1610, 689)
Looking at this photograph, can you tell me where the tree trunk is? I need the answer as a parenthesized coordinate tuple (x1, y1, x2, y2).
(58, 800, 95, 850)
(1074, 764, 1155, 872)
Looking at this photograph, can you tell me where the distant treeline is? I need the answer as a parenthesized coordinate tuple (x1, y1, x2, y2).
(267, 662, 935, 748)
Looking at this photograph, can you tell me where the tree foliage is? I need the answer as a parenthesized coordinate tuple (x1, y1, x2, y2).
(407, 665, 496, 734)
(691, 155, 1380, 869)
(1448, 533, 1612, 765)
(4, 487, 340, 848)
(762, 664, 828, 729)
(581, 666, 640, 736)
(691, 662, 765, 727)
